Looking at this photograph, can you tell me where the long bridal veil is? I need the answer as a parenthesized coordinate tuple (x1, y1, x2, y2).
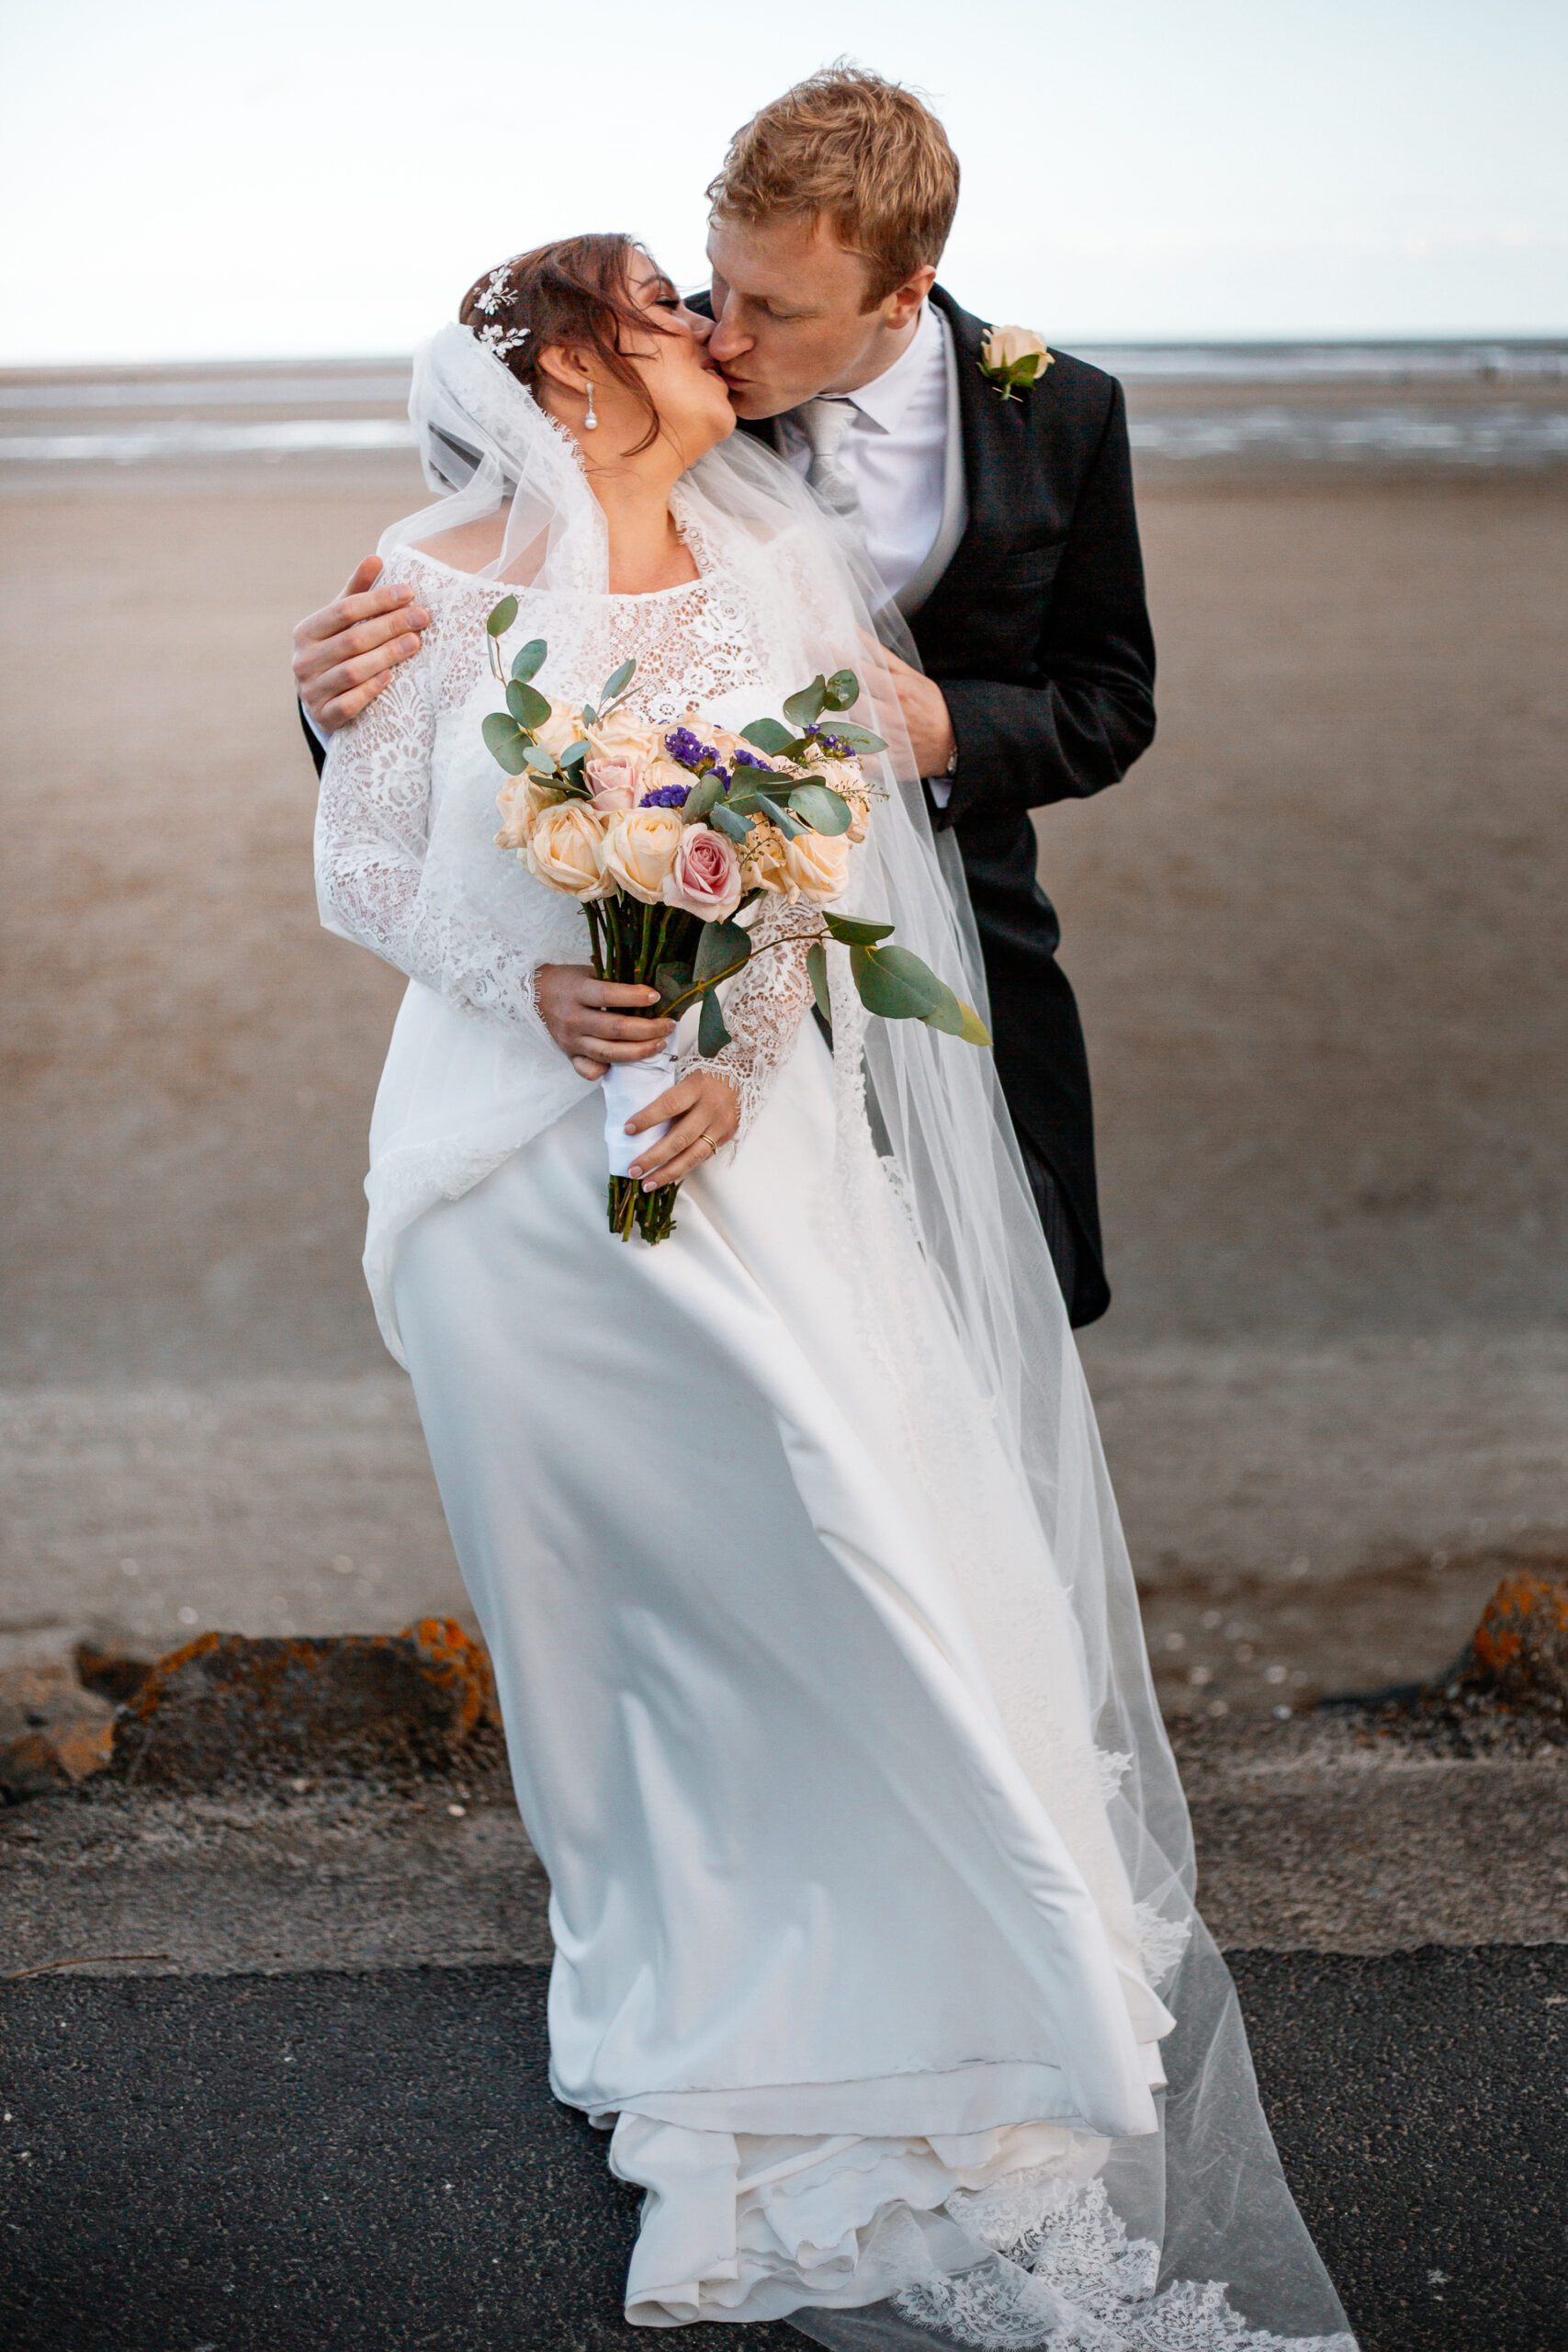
(389, 322, 1354, 2349)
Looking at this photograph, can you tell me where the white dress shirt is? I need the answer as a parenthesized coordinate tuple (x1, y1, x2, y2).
(778, 301, 961, 798)
(777, 300, 949, 605)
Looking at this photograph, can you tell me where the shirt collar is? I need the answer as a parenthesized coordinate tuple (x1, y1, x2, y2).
(840, 300, 942, 435)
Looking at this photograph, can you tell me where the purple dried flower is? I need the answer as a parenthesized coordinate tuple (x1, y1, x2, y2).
(663, 726, 714, 772)
(641, 781, 692, 808)
(732, 747, 773, 770)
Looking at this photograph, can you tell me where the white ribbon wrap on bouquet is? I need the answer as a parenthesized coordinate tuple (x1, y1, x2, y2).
(602, 1044, 678, 1179)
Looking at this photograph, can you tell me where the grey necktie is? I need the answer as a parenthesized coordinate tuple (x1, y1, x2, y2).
(795, 395, 862, 525)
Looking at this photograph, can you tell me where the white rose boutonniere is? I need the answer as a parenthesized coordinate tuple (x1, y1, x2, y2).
(979, 324, 1054, 402)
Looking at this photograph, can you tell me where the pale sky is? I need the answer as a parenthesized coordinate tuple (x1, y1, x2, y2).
(2, 0, 1563, 364)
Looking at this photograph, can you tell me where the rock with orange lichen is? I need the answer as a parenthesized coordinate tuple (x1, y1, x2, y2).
(1447, 1574, 1568, 1714)
(1330, 1571, 1568, 1756)
(111, 1618, 499, 1788)
(0, 1665, 117, 1797)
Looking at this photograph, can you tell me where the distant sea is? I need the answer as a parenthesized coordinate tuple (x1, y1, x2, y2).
(1, 341, 1565, 469)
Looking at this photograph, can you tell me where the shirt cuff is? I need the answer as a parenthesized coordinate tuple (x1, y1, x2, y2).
(928, 776, 953, 809)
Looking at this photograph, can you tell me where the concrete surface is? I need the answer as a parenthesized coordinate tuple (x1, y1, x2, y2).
(3, 1724, 1562, 1983)
(3, 1948, 1565, 2352)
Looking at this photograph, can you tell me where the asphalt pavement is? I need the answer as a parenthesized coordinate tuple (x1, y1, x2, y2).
(3, 1945, 1565, 2352)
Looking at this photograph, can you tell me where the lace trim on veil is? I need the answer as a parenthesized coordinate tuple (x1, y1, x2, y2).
(895, 2173, 1357, 2351)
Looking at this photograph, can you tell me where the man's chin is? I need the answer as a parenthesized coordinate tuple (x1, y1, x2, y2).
(722, 378, 795, 423)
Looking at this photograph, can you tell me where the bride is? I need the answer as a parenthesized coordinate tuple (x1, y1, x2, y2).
(315, 234, 1354, 2348)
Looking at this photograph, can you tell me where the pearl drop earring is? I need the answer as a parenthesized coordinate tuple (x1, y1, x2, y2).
(583, 380, 598, 431)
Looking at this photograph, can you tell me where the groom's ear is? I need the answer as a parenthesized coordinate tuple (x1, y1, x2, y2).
(875, 266, 938, 331)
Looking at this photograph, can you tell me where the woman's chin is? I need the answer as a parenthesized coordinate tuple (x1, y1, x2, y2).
(674, 404, 738, 466)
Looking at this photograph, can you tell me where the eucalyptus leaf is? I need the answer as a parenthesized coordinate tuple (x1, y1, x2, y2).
(506, 677, 552, 730)
(822, 911, 895, 947)
(723, 787, 762, 817)
(919, 988, 970, 1037)
(787, 782, 852, 836)
(558, 739, 590, 769)
(509, 638, 547, 684)
(739, 718, 795, 757)
(581, 705, 597, 729)
(522, 743, 558, 775)
(697, 988, 731, 1057)
(782, 676, 828, 729)
(823, 669, 858, 711)
(486, 594, 518, 639)
(481, 711, 529, 775)
(850, 943, 949, 1023)
(822, 720, 887, 754)
(600, 657, 636, 707)
(694, 917, 751, 988)
(682, 773, 722, 825)
(752, 789, 805, 841)
(806, 940, 831, 1024)
(709, 802, 752, 846)
(655, 960, 694, 1006)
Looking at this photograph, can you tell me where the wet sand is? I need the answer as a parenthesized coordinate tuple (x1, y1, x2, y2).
(3, 420, 1566, 1707)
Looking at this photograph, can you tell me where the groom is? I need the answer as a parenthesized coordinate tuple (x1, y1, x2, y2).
(292, 66, 1156, 1327)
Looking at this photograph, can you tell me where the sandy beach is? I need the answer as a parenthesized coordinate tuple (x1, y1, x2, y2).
(3, 360, 1566, 1709)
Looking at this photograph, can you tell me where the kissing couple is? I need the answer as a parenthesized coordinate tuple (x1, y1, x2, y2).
(301, 63, 1356, 2351)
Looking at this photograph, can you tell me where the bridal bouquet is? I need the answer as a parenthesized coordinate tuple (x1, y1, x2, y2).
(481, 597, 986, 1242)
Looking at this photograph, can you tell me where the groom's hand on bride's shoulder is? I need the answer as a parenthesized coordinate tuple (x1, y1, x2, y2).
(292, 556, 431, 733)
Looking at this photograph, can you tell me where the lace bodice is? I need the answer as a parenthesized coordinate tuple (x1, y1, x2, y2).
(315, 543, 827, 1145)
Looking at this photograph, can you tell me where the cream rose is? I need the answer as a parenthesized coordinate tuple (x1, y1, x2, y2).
(981, 323, 1053, 374)
(525, 800, 609, 899)
(740, 817, 795, 897)
(584, 756, 646, 814)
(782, 826, 852, 906)
(661, 824, 743, 923)
(588, 707, 661, 765)
(494, 772, 554, 851)
(600, 806, 683, 903)
(532, 698, 586, 762)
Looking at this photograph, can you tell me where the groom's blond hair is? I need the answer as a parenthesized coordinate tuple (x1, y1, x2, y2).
(707, 65, 959, 310)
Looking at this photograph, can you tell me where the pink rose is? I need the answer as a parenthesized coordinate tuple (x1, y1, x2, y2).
(584, 755, 645, 813)
(661, 823, 743, 922)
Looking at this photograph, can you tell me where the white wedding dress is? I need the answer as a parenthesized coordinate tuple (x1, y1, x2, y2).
(314, 324, 1356, 2349)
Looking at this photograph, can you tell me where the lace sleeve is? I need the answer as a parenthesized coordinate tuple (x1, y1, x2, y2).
(313, 645, 544, 1035)
(682, 894, 823, 1149)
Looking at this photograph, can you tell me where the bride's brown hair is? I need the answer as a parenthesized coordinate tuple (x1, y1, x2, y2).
(459, 233, 675, 455)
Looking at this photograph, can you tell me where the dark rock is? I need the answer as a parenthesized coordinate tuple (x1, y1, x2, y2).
(112, 1616, 498, 1789)
(74, 1634, 156, 1708)
(0, 1666, 117, 1797)
(1461, 1572, 1568, 1706)
(1318, 1573, 1568, 1755)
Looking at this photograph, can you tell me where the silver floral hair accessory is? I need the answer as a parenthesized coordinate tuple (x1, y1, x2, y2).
(472, 265, 514, 317)
(472, 263, 531, 359)
(478, 319, 531, 359)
